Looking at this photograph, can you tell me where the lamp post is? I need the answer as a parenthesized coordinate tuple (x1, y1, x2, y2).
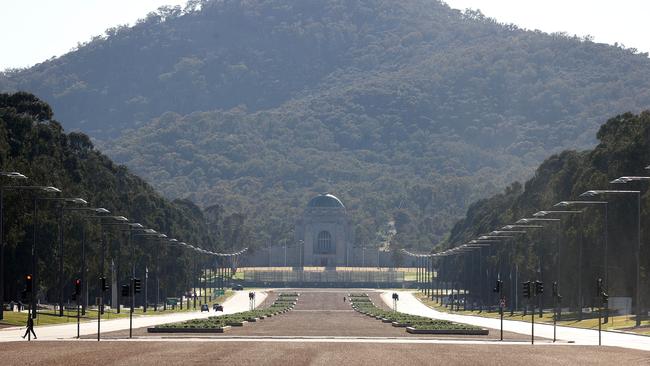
(0, 171, 28, 321)
(121, 223, 146, 314)
(37, 197, 88, 317)
(555, 201, 609, 321)
(581, 189, 642, 326)
(64, 207, 110, 315)
(100, 217, 132, 314)
(517, 217, 565, 318)
(476, 235, 515, 311)
(29, 186, 63, 319)
(92, 215, 127, 341)
(502, 225, 544, 314)
(132, 228, 160, 312)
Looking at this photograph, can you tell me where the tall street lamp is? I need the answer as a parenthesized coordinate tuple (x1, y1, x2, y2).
(581, 189, 642, 326)
(517, 217, 565, 317)
(31, 196, 88, 315)
(608, 178, 649, 327)
(133, 228, 161, 312)
(0, 171, 28, 320)
(99, 217, 132, 314)
(30, 186, 63, 319)
(555, 200, 609, 320)
(71, 207, 110, 314)
(37, 197, 88, 317)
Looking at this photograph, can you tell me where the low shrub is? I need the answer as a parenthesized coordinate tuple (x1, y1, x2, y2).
(350, 294, 481, 331)
(156, 292, 299, 329)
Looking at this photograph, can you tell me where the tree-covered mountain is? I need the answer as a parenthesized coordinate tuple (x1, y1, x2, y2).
(2, 0, 650, 250)
(0, 92, 248, 303)
(444, 110, 650, 309)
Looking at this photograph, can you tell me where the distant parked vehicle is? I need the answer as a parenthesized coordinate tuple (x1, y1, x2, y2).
(213, 303, 223, 312)
(200, 304, 209, 312)
(232, 284, 243, 291)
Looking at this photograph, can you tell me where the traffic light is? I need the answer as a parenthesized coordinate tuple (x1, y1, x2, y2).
(74, 279, 82, 299)
(597, 278, 604, 295)
(25, 274, 33, 293)
(100, 277, 109, 292)
(552, 281, 558, 297)
(493, 280, 502, 293)
(121, 284, 130, 297)
(597, 278, 608, 303)
(522, 281, 531, 298)
(534, 281, 543, 295)
(133, 278, 141, 294)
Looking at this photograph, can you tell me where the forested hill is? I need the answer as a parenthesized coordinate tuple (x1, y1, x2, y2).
(0, 92, 249, 296)
(2, 0, 650, 250)
(443, 111, 650, 303)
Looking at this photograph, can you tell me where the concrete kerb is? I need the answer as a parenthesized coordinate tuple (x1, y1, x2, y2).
(147, 326, 232, 333)
(406, 327, 490, 335)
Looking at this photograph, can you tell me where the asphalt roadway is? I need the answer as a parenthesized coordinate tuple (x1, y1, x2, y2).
(0, 289, 648, 365)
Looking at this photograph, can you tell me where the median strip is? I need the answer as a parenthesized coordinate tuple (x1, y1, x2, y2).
(148, 293, 299, 333)
(349, 293, 488, 335)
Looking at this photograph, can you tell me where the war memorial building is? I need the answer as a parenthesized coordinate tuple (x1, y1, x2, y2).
(294, 193, 353, 267)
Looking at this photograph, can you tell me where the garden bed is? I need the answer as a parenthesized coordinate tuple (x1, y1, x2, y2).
(148, 292, 299, 333)
(349, 293, 488, 336)
(406, 326, 489, 335)
(148, 326, 232, 333)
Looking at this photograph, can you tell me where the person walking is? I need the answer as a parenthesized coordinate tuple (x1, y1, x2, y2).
(22, 316, 37, 340)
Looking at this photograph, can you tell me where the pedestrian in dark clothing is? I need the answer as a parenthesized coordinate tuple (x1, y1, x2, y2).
(22, 316, 36, 340)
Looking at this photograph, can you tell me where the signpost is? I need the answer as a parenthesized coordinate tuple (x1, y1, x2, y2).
(494, 280, 504, 341)
(499, 297, 506, 341)
(392, 293, 399, 312)
(249, 292, 256, 311)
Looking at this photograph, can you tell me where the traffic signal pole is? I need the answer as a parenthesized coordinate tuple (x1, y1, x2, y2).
(74, 279, 81, 338)
(531, 302, 535, 345)
(130, 278, 134, 339)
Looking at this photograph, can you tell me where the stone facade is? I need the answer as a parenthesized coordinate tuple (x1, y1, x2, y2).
(295, 193, 352, 267)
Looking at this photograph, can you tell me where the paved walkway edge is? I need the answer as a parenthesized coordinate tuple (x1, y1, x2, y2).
(380, 290, 650, 352)
(0, 290, 267, 342)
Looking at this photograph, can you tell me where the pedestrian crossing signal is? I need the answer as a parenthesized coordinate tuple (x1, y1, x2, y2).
(74, 279, 82, 298)
(25, 274, 33, 293)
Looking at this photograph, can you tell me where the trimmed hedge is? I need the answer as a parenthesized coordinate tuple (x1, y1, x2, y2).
(350, 293, 485, 333)
(154, 293, 299, 330)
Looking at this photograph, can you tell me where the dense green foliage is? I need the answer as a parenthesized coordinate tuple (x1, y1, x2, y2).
(3, 0, 650, 251)
(0, 92, 246, 305)
(444, 111, 650, 309)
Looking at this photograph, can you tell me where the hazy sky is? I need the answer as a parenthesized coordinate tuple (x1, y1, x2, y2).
(1, 0, 648, 71)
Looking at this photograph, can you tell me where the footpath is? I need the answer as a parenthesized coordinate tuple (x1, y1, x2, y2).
(0, 290, 266, 342)
(380, 291, 650, 351)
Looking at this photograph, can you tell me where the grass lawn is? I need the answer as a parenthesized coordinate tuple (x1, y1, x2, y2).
(0, 290, 235, 327)
(231, 267, 431, 282)
(414, 292, 650, 335)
